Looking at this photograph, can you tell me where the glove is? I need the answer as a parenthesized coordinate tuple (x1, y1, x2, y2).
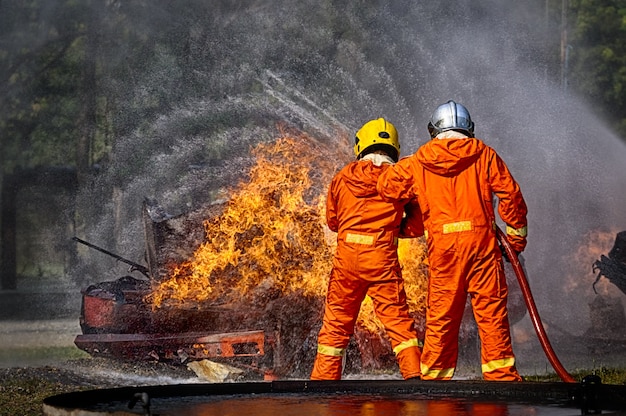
(500, 244, 520, 263)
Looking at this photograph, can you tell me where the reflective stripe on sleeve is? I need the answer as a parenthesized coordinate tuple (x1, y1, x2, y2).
(482, 357, 516, 374)
(442, 220, 472, 234)
(345, 233, 374, 245)
(392, 338, 419, 355)
(317, 344, 345, 357)
(506, 225, 527, 237)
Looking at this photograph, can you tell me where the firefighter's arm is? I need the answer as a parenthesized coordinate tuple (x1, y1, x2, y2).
(325, 179, 339, 232)
(377, 156, 416, 202)
(399, 197, 424, 238)
(489, 151, 528, 253)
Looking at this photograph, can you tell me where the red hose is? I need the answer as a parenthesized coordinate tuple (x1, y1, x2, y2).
(496, 226, 576, 383)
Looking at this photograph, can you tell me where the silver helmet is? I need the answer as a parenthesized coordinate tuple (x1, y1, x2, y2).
(427, 100, 475, 139)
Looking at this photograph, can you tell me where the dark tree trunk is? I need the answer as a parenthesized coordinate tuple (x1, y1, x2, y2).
(0, 168, 77, 290)
(76, 0, 101, 185)
(0, 174, 18, 289)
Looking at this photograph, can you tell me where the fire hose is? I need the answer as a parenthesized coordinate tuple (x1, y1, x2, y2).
(496, 226, 576, 383)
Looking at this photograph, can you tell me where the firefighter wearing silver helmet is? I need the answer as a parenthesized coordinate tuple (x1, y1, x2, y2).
(377, 100, 528, 381)
(427, 100, 475, 139)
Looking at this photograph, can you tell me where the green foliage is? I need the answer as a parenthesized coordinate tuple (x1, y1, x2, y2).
(524, 366, 626, 385)
(569, 0, 626, 138)
(0, 0, 88, 171)
(0, 0, 207, 174)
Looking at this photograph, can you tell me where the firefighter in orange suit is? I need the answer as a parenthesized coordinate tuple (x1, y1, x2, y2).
(310, 118, 422, 380)
(377, 101, 527, 381)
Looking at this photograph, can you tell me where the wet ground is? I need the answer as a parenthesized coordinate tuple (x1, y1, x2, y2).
(0, 285, 83, 368)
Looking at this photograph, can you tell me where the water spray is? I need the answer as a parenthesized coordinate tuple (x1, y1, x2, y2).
(496, 226, 576, 383)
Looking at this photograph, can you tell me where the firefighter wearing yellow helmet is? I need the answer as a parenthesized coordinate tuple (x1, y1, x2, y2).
(311, 118, 423, 380)
(354, 117, 401, 162)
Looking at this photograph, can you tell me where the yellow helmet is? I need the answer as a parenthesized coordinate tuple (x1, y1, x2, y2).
(354, 118, 400, 162)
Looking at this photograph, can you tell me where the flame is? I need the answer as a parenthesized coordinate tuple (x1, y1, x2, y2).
(147, 130, 428, 333)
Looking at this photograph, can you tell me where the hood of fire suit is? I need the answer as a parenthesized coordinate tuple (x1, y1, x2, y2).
(416, 135, 486, 176)
(341, 153, 395, 198)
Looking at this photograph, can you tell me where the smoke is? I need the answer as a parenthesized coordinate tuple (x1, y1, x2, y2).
(65, 0, 626, 373)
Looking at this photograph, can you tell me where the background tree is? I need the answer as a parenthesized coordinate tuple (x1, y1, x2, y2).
(568, 0, 626, 137)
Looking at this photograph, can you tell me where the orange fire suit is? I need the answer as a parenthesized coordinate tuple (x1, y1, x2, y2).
(310, 156, 422, 380)
(376, 135, 527, 381)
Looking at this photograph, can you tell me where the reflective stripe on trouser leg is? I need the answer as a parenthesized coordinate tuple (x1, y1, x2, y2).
(310, 344, 345, 380)
(481, 357, 521, 381)
(421, 363, 455, 380)
(394, 339, 422, 379)
(393, 338, 419, 355)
